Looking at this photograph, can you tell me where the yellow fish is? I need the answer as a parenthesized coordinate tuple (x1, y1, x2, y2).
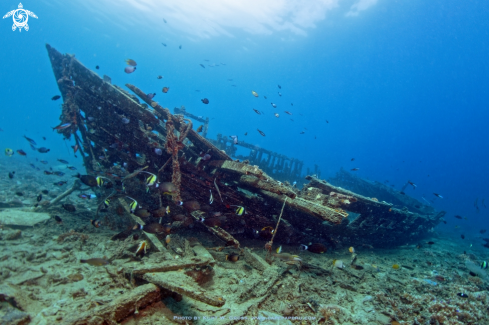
(251, 90, 259, 97)
(126, 196, 138, 213)
(125, 59, 137, 66)
(135, 241, 148, 256)
(236, 206, 245, 216)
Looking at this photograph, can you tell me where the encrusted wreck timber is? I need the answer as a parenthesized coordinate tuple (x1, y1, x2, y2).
(190, 211, 240, 247)
(259, 190, 345, 225)
(129, 257, 215, 275)
(142, 272, 225, 307)
(64, 283, 161, 325)
(305, 175, 392, 215)
(208, 160, 265, 178)
(35, 179, 82, 211)
(239, 175, 297, 199)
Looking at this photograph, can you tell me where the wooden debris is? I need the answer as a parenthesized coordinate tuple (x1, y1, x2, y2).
(260, 190, 345, 225)
(190, 211, 240, 247)
(129, 257, 214, 275)
(243, 248, 270, 272)
(35, 179, 82, 211)
(63, 283, 161, 325)
(142, 272, 225, 307)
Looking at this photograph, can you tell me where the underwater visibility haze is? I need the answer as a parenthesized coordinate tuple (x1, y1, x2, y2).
(1, 0, 489, 324)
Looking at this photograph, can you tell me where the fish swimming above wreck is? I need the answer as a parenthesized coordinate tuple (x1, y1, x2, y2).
(2, 14, 483, 323)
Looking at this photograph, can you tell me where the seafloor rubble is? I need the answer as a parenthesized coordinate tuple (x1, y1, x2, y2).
(1, 45, 486, 324)
(0, 209, 488, 325)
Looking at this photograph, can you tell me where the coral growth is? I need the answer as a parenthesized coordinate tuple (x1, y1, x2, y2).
(163, 111, 192, 202)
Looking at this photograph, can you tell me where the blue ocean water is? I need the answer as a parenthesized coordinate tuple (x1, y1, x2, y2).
(1, 0, 488, 240)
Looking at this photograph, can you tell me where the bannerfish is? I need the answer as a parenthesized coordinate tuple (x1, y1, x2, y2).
(235, 206, 245, 216)
(230, 135, 238, 144)
(135, 241, 148, 257)
(126, 196, 139, 213)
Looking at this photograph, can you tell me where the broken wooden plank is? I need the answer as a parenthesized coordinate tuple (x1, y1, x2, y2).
(259, 190, 345, 225)
(190, 211, 240, 247)
(243, 248, 270, 272)
(142, 272, 225, 307)
(64, 283, 161, 325)
(239, 175, 297, 199)
(306, 175, 392, 211)
(129, 257, 214, 275)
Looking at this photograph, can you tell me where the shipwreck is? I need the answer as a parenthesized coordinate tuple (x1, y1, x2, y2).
(44, 43, 444, 250)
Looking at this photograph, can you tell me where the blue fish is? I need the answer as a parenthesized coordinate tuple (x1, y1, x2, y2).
(37, 147, 50, 153)
(24, 135, 37, 146)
